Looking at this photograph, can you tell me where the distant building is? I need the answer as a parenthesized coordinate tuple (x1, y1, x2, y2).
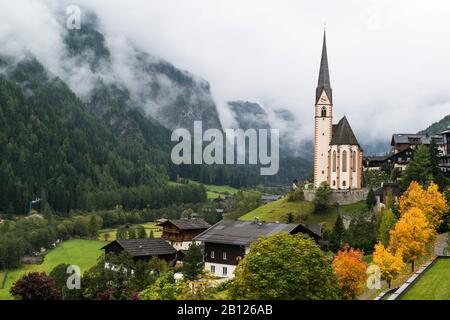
(157, 219, 211, 251)
(194, 220, 322, 279)
(390, 133, 444, 154)
(260, 194, 283, 204)
(102, 238, 178, 265)
(365, 128, 450, 177)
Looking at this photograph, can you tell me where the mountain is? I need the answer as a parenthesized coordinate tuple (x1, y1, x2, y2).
(228, 100, 314, 160)
(419, 114, 450, 135)
(62, 13, 222, 133)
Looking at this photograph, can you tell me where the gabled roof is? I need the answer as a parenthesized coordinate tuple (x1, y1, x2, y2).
(391, 133, 443, 146)
(331, 116, 360, 146)
(102, 238, 177, 257)
(158, 219, 211, 230)
(316, 30, 332, 104)
(193, 220, 300, 246)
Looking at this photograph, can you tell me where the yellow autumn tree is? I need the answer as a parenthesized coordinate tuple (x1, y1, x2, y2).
(389, 207, 434, 272)
(399, 181, 448, 230)
(373, 243, 404, 288)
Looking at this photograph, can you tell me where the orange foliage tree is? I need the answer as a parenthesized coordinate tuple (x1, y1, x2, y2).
(399, 181, 448, 230)
(332, 245, 368, 300)
(373, 243, 404, 288)
(389, 207, 434, 272)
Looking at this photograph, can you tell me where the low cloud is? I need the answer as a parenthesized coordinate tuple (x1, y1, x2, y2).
(1, 0, 450, 152)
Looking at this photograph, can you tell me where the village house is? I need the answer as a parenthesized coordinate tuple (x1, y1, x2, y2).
(157, 218, 211, 251)
(364, 128, 450, 177)
(193, 220, 322, 279)
(102, 238, 178, 266)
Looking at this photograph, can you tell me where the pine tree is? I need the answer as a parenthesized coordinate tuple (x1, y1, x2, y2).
(329, 214, 346, 252)
(182, 243, 205, 280)
(401, 145, 433, 190)
(137, 226, 147, 239)
(366, 188, 376, 211)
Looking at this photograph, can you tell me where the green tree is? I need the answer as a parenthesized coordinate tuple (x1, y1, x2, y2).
(366, 188, 377, 211)
(401, 145, 432, 190)
(128, 228, 137, 239)
(140, 271, 179, 300)
(329, 214, 346, 252)
(148, 229, 155, 239)
(230, 233, 341, 300)
(378, 209, 397, 246)
(182, 243, 205, 280)
(137, 226, 147, 239)
(345, 213, 377, 252)
(116, 228, 127, 240)
(313, 182, 332, 212)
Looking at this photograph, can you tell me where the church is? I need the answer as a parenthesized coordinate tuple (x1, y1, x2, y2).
(313, 32, 363, 190)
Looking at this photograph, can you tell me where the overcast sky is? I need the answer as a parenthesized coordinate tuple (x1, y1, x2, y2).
(1, 0, 450, 145)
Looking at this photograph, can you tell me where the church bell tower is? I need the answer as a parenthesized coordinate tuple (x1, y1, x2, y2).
(313, 31, 333, 189)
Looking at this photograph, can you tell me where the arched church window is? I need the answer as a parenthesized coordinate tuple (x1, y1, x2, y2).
(352, 151, 357, 172)
(321, 107, 327, 117)
(343, 181, 346, 187)
(342, 151, 347, 172)
(332, 151, 337, 172)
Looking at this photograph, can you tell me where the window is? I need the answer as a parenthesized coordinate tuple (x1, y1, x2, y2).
(332, 180, 336, 187)
(211, 265, 215, 273)
(343, 180, 347, 187)
(333, 151, 337, 172)
(223, 267, 228, 276)
(210, 251, 215, 259)
(223, 252, 227, 260)
(321, 107, 327, 117)
(342, 151, 347, 172)
(352, 151, 357, 172)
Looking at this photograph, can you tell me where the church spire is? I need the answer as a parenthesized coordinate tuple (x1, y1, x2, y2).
(316, 30, 332, 104)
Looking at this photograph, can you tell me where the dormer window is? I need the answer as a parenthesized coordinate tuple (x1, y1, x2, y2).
(321, 107, 327, 117)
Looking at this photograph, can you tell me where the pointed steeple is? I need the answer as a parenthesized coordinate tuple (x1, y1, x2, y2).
(316, 30, 332, 104)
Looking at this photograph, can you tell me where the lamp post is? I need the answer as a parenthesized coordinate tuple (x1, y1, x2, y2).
(28, 198, 42, 215)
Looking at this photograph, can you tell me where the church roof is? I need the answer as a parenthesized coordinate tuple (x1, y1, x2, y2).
(316, 31, 332, 104)
(331, 116, 360, 146)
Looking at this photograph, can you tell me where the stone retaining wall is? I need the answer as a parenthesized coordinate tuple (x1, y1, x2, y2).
(304, 188, 369, 205)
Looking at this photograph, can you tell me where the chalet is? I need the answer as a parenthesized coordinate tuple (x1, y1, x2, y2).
(102, 238, 178, 265)
(391, 133, 444, 154)
(438, 127, 450, 175)
(193, 220, 322, 279)
(158, 218, 211, 251)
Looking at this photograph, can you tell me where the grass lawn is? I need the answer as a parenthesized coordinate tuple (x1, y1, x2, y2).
(169, 180, 239, 199)
(98, 223, 162, 241)
(0, 239, 106, 300)
(399, 258, 450, 300)
(239, 198, 366, 229)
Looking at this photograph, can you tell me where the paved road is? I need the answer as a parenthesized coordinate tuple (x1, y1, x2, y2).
(434, 232, 449, 256)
